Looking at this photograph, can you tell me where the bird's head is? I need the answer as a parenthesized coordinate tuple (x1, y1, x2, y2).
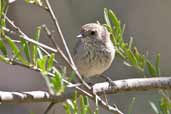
(77, 23, 110, 43)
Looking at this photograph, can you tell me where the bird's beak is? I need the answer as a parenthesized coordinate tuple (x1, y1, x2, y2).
(76, 34, 83, 38)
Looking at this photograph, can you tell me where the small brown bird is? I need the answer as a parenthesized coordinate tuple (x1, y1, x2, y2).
(73, 23, 115, 78)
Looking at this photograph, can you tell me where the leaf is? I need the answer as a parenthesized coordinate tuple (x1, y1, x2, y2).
(80, 95, 89, 114)
(146, 60, 156, 76)
(73, 91, 78, 113)
(155, 53, 160, 76)
(66, 99, 74, 110)
(95, 95, 99, 114)
(25, 0, 35, 4)
(126, 49, 137, 66)
(47, 53, 55, 71)
(149, 101, 160, 114)
(31, 26, 41, 64)
(122, 24, 126, 36)
(128, 37, 133, 49)
(0, 18, 6, 27)
(108, 9, 121, 32)
(104, 8, 111, 26)
(64, 101, 72, 114)
(127, 97, 136, 114)
(37, 48, 43, 59)
(21, 38, 30, 62)
(0, 0, 8, 17)
(0, 40, 7, 57)
(160, 97, 171, 114)
(68, 71, 76, 82)
(37, 55, 47, 72)
(34, 26, 41, 41)
(25, 0, 43, 6)
(132, 47, 145, 70)
(0, 55, 8, 63)
(51, 68, 64, 95)
(5, 36, 27, 64)
(108, 9, 123, 44)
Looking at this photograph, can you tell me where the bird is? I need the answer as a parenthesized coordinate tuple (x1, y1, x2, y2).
(73, 23, 115, 79)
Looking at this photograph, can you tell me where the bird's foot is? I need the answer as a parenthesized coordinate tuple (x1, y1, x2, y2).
(101, 75, 116, 88)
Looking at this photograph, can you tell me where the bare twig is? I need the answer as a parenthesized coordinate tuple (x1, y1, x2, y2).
(0, 77, 171, 103)
(41, 24, 71, 69)
(92, 77, 171, 94)
(0, 26, 62, 67)
(44, 0, 91, 90)
(3, 15, 57, 53)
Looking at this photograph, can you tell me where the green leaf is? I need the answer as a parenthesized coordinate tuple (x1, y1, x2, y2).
(0, 55, 8, 63)
(51, 68, 64, 95)
(0, 40, 7, 57)
(126, 49, 137, 66)
(66, 99, 75, 110)
(146, 60, 156, 76)
(160, 97, 171, 114)
(80, 95, 85, 114)
(0, 18, 6, 27)
(127, 97, 136, 114)
(64, 101, 72, 114)
(108, 10, 121, 28)
(128, 37, 133, 49)
(68, 71, 76, 82)
(149, 101, 160, 114)
(25, 0, 35, 4)
(25, 0, 43, 6)
(104, 24, 117, 45)
(31, 26, 41, 64)
(34, 26, 41, 41)
(37, 55, 47, 72)
(95, 95, 99, 114)
(108, 9, 123, 44)
(104, 8, 111, 26)
(21, 38, 30, 62)
(80, 95, 89, 114)
(47, 53, 55, 71)
(73, 92, 78, 114)
(155, 53, 160, 76)
(0, 0, 8, 17)
(122, 24, 126, 36)
(5, 36, 27, 64)
(37, 48, 43, 59)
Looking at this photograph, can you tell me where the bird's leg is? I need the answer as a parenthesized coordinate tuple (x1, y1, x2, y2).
(82, 76, 94, 86)
(101, 75, 116, 88)
(44, 102, 56, 114)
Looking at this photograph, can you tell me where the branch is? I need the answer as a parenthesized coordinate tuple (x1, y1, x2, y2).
(93, 77, 171, 94)
(0, 77, 171, 104)
(3, 15, 57, 53)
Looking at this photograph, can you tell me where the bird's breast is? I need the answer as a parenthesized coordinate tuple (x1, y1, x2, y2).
(74, 41, 115, 77)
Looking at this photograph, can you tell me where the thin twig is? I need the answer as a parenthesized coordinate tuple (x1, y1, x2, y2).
(0, 26, 61, 68)
(41, 24, 71, 69)
(44, 0, 91, 90)
(0, 77, 171, 113)
(0, 77, 171, 103)
(3, 15, 57, 53)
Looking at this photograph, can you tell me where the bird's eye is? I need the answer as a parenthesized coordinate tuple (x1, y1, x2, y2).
(90, 31, 96, 35)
